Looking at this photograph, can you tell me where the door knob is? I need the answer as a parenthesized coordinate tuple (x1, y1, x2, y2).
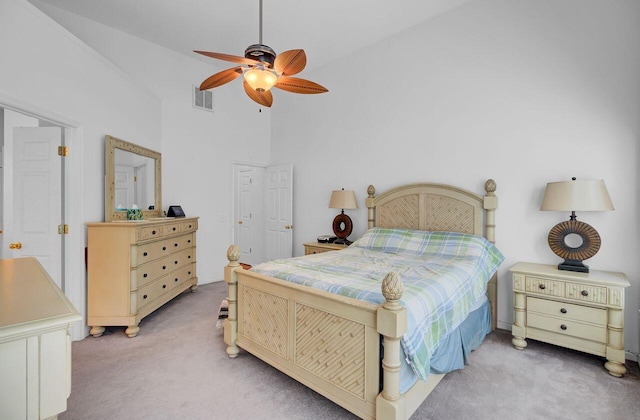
(9, 242, 22, 250)
(285, 225, 292, 229)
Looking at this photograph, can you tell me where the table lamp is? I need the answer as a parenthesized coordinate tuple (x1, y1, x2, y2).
(540, 177, 614, 273)
(329, 189, 357, 245)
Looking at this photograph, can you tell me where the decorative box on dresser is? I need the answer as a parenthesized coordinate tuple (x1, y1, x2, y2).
(303, 242, 348, 255)
(87, 217, 198, 338)
(510, 262, 629, 377)
(0, 257, 82, 419)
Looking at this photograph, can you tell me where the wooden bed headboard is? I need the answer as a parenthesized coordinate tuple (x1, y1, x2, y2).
(365, 179, 499, 329)
(365, 179, 497, 243)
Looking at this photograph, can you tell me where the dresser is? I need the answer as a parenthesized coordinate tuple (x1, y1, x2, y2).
(510, 262, 629, 377)
(303, 242, 348, 255)
(87, 217, 198, 337)
(0, 257, 81, 419)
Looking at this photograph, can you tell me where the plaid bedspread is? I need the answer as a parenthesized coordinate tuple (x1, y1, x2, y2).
(251, 228, 504, 380)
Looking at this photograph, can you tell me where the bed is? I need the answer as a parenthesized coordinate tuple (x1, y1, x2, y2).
(223, 180, 500, 419)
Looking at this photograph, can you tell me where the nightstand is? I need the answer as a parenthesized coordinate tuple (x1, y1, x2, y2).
(303, 242, 348, 255)
(510, 262, 630, 377)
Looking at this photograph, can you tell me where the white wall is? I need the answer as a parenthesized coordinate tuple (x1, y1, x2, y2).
(28, 0, 272, 283)
(0, 0, 162, 338)
(272, 0, 640, 358)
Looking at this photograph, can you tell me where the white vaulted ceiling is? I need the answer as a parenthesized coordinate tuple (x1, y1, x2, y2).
(29, 0, 472, 71)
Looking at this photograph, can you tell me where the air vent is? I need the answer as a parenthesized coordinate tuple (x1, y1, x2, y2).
(193, 85, 214, 112)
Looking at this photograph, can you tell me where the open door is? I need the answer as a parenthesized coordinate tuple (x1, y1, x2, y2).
(266, 164, 293, 261)
(2, 126, 63, 286)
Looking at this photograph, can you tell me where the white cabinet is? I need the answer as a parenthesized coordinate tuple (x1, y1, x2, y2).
(510, 262, 629, 377)
(0, 257, 81, 419)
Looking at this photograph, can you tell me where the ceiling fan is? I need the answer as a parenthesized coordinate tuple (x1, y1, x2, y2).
(194, 0, 328, 108)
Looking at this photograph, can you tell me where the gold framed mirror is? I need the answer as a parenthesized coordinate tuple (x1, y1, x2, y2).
(105, 135, 162, 221)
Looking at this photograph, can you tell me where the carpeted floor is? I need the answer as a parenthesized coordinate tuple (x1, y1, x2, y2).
(61, 281, 640, 420)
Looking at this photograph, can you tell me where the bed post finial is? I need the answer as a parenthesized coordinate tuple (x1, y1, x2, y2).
(367, 185, 375, 198)
(485, 179, 497, 195)
(227, 245, 240, 267)
(377, 272, 407, 418)
(381, 272, 403, 307)
(224, 245, 240, 358)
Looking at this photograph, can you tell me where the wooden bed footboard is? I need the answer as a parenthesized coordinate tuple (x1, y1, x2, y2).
(224, 245, 408, 420)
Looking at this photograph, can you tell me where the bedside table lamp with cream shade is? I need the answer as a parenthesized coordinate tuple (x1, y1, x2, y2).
(540, 177, 614, 273)
(329, 188, 357, 245)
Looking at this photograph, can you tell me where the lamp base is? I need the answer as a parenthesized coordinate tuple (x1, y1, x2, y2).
(558, 259, 589, 273)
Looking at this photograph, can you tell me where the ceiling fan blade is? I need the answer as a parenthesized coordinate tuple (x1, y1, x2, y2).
(199, 67, 243, 90)
(274, 76, 328, 94)
(194, 50, 259, 66)
(243, 80, 274, 107)
(274, 49, 307, 76)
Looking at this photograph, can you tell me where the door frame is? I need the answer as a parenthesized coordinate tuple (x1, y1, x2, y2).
(1, 91, 86, 341)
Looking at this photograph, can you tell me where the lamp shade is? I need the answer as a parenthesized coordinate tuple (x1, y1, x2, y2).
(540, 179, 614, 212)
(244, 68, 278, 92)
(329, 190, 358, 210)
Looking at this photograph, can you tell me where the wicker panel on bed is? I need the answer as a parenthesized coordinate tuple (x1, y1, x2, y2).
(295, 304, 367, 399)
(423, 194, 475, 233)
(242, 286, 289, 358)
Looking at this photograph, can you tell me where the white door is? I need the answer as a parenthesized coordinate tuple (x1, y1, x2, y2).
(266, 164, 293, 261)
(233, 165, 265, 265)
(3, 127, 62, 285)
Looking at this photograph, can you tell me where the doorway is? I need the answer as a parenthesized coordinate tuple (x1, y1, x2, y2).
(0, 100, 86, 341)
(232, 163, 293, 265)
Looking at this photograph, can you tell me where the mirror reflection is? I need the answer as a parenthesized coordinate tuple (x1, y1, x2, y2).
(114, 148, 155, 211)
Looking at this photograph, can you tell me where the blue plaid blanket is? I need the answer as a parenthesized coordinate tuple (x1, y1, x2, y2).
(251, 228, 504, 380)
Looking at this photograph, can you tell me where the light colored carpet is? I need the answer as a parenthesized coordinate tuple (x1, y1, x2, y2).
(61, 281, 640, 420)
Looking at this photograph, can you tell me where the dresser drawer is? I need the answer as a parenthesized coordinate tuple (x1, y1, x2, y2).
(136, 225, 164, 241)
(525, 276, 563, 298)
(136, 263, 196, 309)
(162, 222, 182, 236)
(181, 219, 197, 233)
(565, 282, 607, 305)
(527, 297, 606, 325)
(132, 233, 196, 266)
(527, 311, 606, 343)
(131, 248, 196, 289)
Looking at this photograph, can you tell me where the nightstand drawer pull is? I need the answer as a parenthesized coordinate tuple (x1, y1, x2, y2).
(538, 284, 546, 290)
(581, 290, 589, 297)
(560, 308, 567, 314)
(560, 324, 567, 331)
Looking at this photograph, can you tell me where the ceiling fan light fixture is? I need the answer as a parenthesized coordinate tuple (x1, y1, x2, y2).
(244, 68, 278, 92)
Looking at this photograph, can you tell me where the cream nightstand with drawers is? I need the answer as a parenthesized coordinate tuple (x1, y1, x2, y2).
(510, 262, 629, 377)
(303, 242, 348, 255)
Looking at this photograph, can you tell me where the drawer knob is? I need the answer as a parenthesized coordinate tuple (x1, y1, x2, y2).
(152, 230, 156, 235)
(560, 308, 567, 314)
(143, 273, 148, 278)
(538, 284, 546, 290)
(175, 243, 178, 247)
(175, 278, 179, 282)
(162, 265, 166, 270)
(581, 290, 589, 297)
(143, 252, 148, 256)
(175, 260, 178, 264)
(560, 324, 567, 331)
(188, 271, 191, 275)
(143, 294, 148, 299)
(163, 246, 167, 251)
(173, 227, 176, 231)
(162, 284, 167, 289)
(188, 240, 191, 243)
